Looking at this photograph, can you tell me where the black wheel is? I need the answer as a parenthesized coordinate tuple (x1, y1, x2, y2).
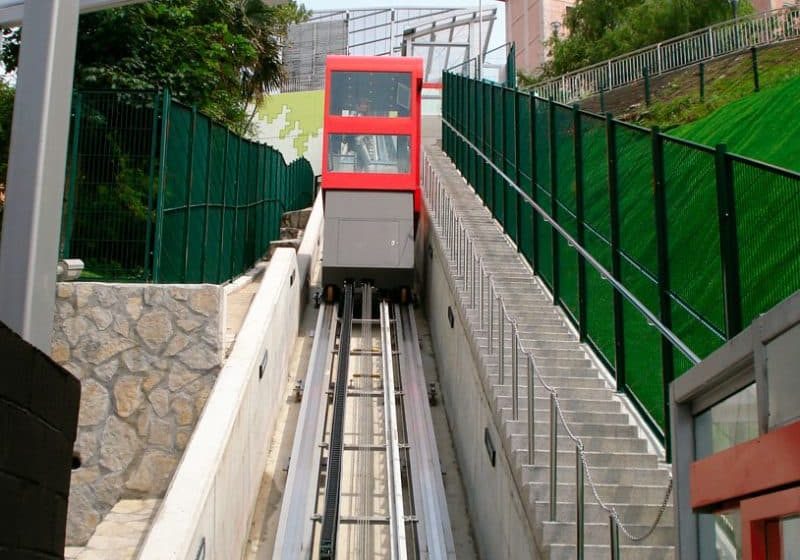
(325, 285, 336, 304)
(400, 287, 410, 305)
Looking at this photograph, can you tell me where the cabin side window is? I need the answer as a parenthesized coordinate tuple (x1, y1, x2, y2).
(328, 134, 411, 174)
(329, 72, 412, 118)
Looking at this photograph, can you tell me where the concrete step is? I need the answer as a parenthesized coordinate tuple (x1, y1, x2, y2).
(530, 481, 669, 505)
(505, 419, 638, 439)
(494, 385, 616, 402)
(494, 395, 622, 414)
(548, 543, 675, 560)
(501, 407, 631, 426)
(491, 374, 607, 390)
(532, 500, 674, 526)
(544, 521, 674, 546)
(513, 448, 659, 469)
(511, 434, 647, 454)
(523, 465, 671, 487)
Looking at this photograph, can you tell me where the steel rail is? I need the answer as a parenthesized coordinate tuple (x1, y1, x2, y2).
(398, 305, 457, 559)
(273, 303, 337, 558)
(380, 301, 408, 560)
(319, 284, 355, 559)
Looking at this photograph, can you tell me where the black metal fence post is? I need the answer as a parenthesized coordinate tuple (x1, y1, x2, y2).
(182, 106, 198, 282)
(605, 113, 626, 390)
(652, 127, 675, 460)
(699, 62, 706, 102)
(514, 89, 522, 249)
(529, 94, 539, 271)
(714, 144, 744, 338)
(643, 65, 652, 106)
(153, 88, 172, 283)
(62, 91, 82, 261)
(548, 97, 560, 304)
(573, 105, 587, 342)
(751, 46, 760, 92)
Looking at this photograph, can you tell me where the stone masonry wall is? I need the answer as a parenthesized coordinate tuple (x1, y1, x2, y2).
(51, 283, 224, 545)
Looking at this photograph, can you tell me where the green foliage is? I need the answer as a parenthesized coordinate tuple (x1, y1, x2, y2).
(1, 0, 308, 132)
(669, 74, 800, 172)
(521, 0, 750, 82)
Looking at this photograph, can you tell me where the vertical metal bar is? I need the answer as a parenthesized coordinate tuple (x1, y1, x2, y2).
(549, 393, 558, 521)
(548, 98, 560, 304)
(643, 65, 651, 105)
(479, 258, 485, 329)
(62, 91, 82, 259)
(529, 94, 539, 270)
(714, 144, 743, 337)
(609, 515, 620, 559)
(576, 446, 585, 560)
(699, 62, 705, 102)
(216, 132, 229, 283)
(0, 0, 80, 350)
(498, 302, 505, 385)
(514, 89, 522, 249)
(512, 322, 519, 420)
(152, 89, 171, 283)
(182, 105, 197, 282)
(488, 277, 494, 354)
(527, 353, 535, 464)
(573, 105, 587, 342)
(606, 113, 626, 390)
(751, 46, 760, 92)
(652, 127, 675, 459)
(143, 91, 161, 281)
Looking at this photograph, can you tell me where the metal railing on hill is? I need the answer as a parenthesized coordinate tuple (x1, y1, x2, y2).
(61, 90, 314, 283)
(441, 70, 800, 443)
(523, 5, 800, 104)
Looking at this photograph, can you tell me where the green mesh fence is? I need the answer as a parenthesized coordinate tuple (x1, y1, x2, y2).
(441, 70, 800, 442)
(62, 90, 314, 284)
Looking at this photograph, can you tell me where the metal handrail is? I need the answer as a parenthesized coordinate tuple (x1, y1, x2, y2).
(529, 5, 800, 103)
(423, 158, 674, 553)
(441, 116, 701, 365)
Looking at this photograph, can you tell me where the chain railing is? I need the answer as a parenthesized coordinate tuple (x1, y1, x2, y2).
(530, 5, 800, 104)
(423, 157, 674, 556)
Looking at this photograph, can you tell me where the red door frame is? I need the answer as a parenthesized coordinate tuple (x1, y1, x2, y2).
(321, 55, 423, 210)
(741, 486, 800, 559)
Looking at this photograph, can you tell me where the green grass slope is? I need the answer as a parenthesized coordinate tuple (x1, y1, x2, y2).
(670, 74, 800, 171)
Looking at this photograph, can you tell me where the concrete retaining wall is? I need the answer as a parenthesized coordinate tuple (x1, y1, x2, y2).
(137, 249, 302, 559)
(423, 216, 541, 559)
(52, 283, 224, 545)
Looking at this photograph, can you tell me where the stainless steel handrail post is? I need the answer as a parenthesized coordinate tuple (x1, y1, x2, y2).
(498, 302, 505, 385)
(576, 445, 584, 560)
(511, 321, 519, 420)
(479, 259, 485, 329)
(527, 353, 535, 464)
(609, 515, 620, 559)
(471, 252, 478, 309)
(549, 393, 557, 521)
(488, 277, 494, 355)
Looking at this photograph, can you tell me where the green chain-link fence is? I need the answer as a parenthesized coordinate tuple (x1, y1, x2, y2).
(61, 90, 314, 283)
(442, 70, 800, 445)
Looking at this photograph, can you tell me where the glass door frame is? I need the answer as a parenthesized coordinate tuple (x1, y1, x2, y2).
(741, 486, 800, 559)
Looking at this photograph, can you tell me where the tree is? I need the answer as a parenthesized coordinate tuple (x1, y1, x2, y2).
(525, 0, 751, 81)
(0, 0, 308, 132)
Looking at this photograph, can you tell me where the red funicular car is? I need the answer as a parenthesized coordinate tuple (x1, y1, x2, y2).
(320, 55, 423, 300)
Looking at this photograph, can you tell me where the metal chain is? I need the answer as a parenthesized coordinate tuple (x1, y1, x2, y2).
(425, 181, 673, 544)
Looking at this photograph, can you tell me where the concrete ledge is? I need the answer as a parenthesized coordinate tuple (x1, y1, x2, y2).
(296, 193, 323, 296)
(137, 249, 301, 559)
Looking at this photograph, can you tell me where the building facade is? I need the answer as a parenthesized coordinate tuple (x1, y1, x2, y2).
(503, 0, 576, 74)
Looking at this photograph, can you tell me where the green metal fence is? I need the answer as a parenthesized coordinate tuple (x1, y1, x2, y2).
(61, 90, 314, 283)
(442, 71, 800, 443)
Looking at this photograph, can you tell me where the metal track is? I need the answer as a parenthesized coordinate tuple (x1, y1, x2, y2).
(275, 288, 455, 559)
(319, 283, 355, 559)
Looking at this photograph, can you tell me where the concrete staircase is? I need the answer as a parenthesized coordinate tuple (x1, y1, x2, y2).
(424, 144, 674, 559)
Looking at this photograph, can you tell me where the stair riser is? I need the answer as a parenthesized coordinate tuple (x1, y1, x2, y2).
(533, 502, 674, 526)
(531, 483, 670, 505)
(543, 523, 674, 546)
(505, 420, 638, 438)
(523, 466, 669, 486)
(510, 434, 647, 453)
